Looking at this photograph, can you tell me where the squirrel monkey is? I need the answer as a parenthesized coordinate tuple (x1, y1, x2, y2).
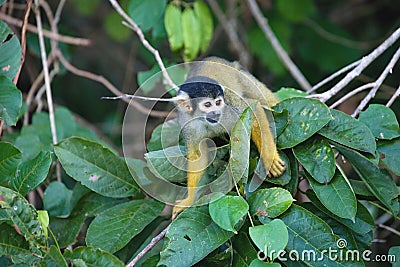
(173, 57, 285, 217)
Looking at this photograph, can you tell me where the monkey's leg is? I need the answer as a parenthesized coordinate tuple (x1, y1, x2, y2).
(251, 104, 286, 177)
(172, 143, 208, 219)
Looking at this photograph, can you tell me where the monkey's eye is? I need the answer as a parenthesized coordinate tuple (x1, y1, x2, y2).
(204, 102, 212, 108)
(215, 99, 222, 106)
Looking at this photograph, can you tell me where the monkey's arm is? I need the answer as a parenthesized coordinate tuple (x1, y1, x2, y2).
(172, 141, 208, 218)
(251, 103, 285, 177)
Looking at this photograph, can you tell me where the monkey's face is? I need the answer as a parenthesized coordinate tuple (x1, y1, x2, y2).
(197, 97, 225, 124)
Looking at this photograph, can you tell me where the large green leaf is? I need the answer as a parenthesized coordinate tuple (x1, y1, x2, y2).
(280, 205, 344, 266)
(249, 219, 288, 260)
(209, 194, 248, 233)
(273, 97, 332, 148)
(147, 119, 181, 151)
(0, 187, 47, 255)
(182, 7, 201, 61)
(41, 245, 68, 267)
(389, 246, 400, 267)
(293, 136, 335, 183)
(0, 75, 22, 126)
(86, 199, 164, 253)
(232, 232, 258, 266)
(335, 144, 399, 216)
(377, 138, 400, 176)
(54, 137, 140, 198)
(0, 141, 22, 185)
(358, 104, 400, 140)
(306, 190, 375, 235)
(9, 151, 52, 196)
(164, 3, 183, 51)
(0, 21, 22, 80)
(64, 246, 124, 267)
(128, 0, 167, 32)
(275, 87, 307, 101)
(306, 169, 357, 221)
(318, 109, 376, 154)
(43, 181, 73, 217)
(0, 223, 31, 257)
(194, 1, 213, 53)
(159, 205, 233, 267)
(248, 188, 293, 219)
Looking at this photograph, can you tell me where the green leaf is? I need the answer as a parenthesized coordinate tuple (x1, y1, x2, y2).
(41, 245, 68, 267)
(277, 0, 316, 22)
(263, 151, 291, 186)
(275, 88, 307, 101)
(335, 144, 399, 216)
(128, 0, 167, 32)
(54, 137, 140, 198)
(0, 21, 22, 80)
(348, 179, 374, 198)
(229, 105, 253, 183)
(159, 205, 233, 267)
(0, 186, 47, 255)
(194, 1, 213, 53)
(182, 7, 201, 61)
(65, 246, 124, 267)
(86, 199, 164, 253)
(0, 75, 22, 126)
(164, 3, 183, 51)
(147, 118, 181, 151)
(104, 11, 132, 42)
(249, 188, 293, 219)
(0, 1, 5, 7)
(358, 104, 400, 140)
(280, 204, 343, 266)
(43, 181, 73, 217)
(306, 169, 357, 221)
(145, 145, 187, 183)
(377, 138, 400, 176)
(71, 0, 100, 15)
(0, 223, 31, 257)
(250, 259, 281, 267)
(274, 97, 332, 148)
(9, 151, 52, 196)
(293, 136, 335, 183)
(209, 194, 248, 233)
(306, 190, 375, 235)
(389, 246, 400, 267)
(273, 109, 289, 137)
(232, 232, 258, 266)
(0, 141, 22, 185)
(37, 210, 49, 238)
(249, 219, 288, 260)
(318, 109, 376, 154)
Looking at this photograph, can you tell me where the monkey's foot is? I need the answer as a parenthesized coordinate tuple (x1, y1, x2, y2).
(172, 198, 193, 220)
(268, 154, 286, 177)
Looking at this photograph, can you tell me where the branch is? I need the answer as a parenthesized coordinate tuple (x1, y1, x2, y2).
(329, 83, 375, 109)
(246, 0, 311, 91)
(108, 0, 177, 91)
(55, 50, 171, 118)
(0, 12, 91, 46)
(386, 83, 400, 107)
(207, 0, 251, 68)
(314, 27, 400, 102)
(352, 46, 400, 116)
(126, 225, 170, 267)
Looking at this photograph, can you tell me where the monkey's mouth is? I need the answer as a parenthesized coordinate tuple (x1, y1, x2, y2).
(206, 114, 220, 124)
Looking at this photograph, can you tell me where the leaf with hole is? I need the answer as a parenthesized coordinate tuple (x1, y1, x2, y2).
(249, 187, 293, 220)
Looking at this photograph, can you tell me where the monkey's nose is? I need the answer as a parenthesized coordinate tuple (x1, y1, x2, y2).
(206, 111, 221, 123)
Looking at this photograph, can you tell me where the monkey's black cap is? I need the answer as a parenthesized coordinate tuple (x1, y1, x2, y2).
(178, 76, 224, 99)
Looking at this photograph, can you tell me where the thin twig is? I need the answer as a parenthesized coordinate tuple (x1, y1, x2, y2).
(126, 225, 170, 267)
(308, 60, 361, 93)
(0, 12, 91, 46)
(55, 50, 171, 118)
(13, 0, 32, 84)
(352, 46, 400, 117)
(378, 224, 400, 237)
(207, 0, 251, 68)
(386, 83, 400, 107)
(329, 83, 375, 109)
(34, 0, 58, 163)
(108, 0, 177, 91)
(54, 0, 66, 25)
(0, 120, 4, 138)
(314, 27, 400, 102)
(246, 0, 311, 91)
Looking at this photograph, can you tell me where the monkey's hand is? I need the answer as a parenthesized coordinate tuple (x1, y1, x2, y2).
(268, 152, 286, 177)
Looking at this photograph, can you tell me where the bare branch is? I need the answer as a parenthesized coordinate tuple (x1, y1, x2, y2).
(207, 0, 251, 68)
(108, 0, 177, 91)
(0, 12, 91, 46)
(246, 0, 311, 91)
(386, 83, 400, 107)
(315, 27, 400, 102)
(352, 46, 400, 117)
(329, 83, 375, 109)
(127, 225, 170, 267)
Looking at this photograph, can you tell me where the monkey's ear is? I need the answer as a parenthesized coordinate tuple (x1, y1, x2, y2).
(175, 91, 193, 113)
